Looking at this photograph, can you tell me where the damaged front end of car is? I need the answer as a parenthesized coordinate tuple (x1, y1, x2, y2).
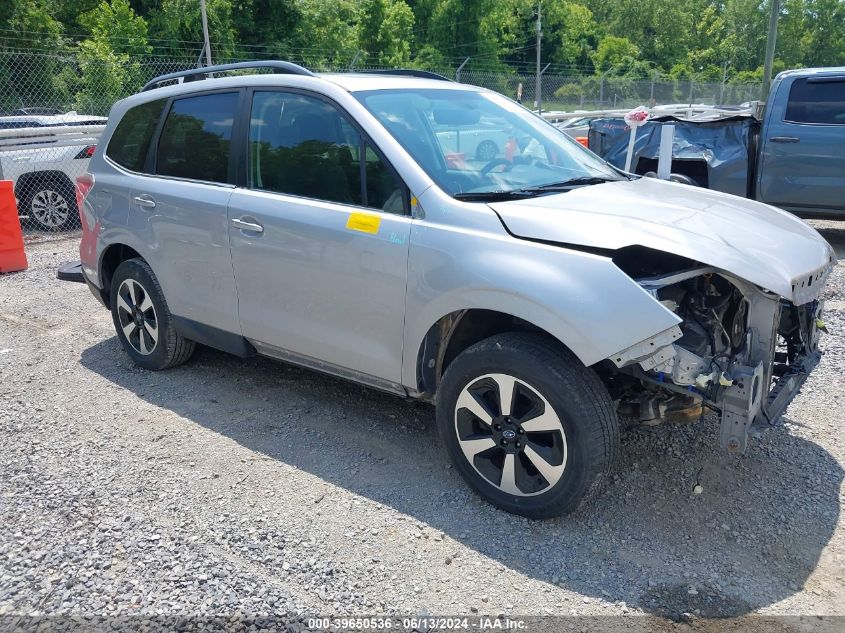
(602, 247, 832, 453)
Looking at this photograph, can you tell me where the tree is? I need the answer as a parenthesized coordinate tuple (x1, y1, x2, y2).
(592, 36, 639, 72)
(76, 0, 151, 114)
(232, 0, 302, 58)
(543, 2, 598, 70)
(0, 0, 69, 111)
(291, 0, 360, 67)
(359, 0, 415, 66)
(150, 0, 237, 60)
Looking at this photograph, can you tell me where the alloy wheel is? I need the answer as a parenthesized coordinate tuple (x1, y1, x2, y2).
(116, 278, 159, 355)
(454, 373, 567, 496)
(30, 189, 70, 228)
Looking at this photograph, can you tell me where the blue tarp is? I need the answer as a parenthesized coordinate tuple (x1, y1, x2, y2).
(588, 117, 760, 197)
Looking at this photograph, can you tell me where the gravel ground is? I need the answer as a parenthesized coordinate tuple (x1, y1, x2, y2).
(1, 224, 844, 630)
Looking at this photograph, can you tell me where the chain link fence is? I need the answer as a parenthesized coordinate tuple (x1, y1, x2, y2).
(0, 50, 760, 238)
(460, 72, 763, 112)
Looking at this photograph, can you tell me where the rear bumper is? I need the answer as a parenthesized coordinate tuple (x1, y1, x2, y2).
(57, 259, 108, 307)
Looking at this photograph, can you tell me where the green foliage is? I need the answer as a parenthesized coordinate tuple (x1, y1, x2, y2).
(359, 0, 415, 66)
(76, 0, 151, 114)
(592, 36, 639, 72)
(151, 0, 237, 59)
(0, 0, 842, 115)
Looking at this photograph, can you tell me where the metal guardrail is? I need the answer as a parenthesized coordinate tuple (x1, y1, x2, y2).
(0, 124, 105, 151)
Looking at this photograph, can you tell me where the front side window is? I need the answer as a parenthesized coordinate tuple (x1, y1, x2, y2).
(785, 78, 845, 125)
(248, 91, 405, 213)
(156, 92, 238, 183)
(106, 99, 165, 172)
(354, 88, 624, 199)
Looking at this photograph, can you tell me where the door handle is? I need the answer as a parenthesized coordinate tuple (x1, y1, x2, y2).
(769, 136, 800, 143)
(231, 217, 264, 233)
(133, 195, 156, 209)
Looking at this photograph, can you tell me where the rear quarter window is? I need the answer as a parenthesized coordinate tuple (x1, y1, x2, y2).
(784, 78, 845, 125)
(106, 100, 165, 172)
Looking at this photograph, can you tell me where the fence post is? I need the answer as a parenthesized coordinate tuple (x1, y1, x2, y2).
(456, 57, 470, 83)
(349, 51, 362, 71)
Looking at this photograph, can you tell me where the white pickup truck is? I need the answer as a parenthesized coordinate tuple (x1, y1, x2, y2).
(0, 112, 106, 230)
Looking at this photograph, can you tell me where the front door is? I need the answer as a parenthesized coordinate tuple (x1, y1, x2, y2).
(227, 90, 412, 386)
(758, 76, 845, 216)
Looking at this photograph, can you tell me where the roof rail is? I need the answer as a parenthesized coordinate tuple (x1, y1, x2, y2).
(353, 69, 453, 82)
(141, 61, 315, 92)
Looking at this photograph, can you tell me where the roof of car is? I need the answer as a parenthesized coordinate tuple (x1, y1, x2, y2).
(775, 66, 845, 80)
(318, 73, 478, 92)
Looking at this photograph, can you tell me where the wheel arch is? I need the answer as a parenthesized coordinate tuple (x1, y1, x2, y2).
(99, 243, 144, 299)
(14, 170, 76, 200)
(413, 307, 576, 399)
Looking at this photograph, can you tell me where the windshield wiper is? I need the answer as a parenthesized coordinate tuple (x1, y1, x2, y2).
(453, 176, 623, 202)
(453, 190, 538, 202)
(518, 176, 623, 192)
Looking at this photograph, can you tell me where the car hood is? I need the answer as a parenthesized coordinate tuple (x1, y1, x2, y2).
(489, 177, 836, 301)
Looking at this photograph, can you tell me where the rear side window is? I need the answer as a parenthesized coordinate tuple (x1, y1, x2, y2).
(785, 78, 845, 125)
(156, 92, 239, 183)
(106, 100, 165, 172)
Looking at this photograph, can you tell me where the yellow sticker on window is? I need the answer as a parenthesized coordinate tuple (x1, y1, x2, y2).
(346, 212, 381, 234)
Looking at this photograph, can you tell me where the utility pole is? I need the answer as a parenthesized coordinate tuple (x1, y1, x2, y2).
(762, 0, 781, 100)
(200, 0, 212, 66)
(535, 1, 542, 114)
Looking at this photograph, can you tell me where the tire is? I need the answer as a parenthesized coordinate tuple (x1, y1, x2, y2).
(475, 140, 499, 161)
(21, 180, 76, 231)
(435, 332, 619, 518)
(668, 173, 701, 187)
(109, 258, 195, 370)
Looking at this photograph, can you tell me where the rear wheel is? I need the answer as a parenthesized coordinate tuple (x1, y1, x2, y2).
(21, 180, 76, 230)
(110, 258, 195, 370)
(436, 333, 619, 518)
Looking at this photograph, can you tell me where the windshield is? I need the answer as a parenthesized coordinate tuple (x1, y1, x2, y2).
(354, 88, 623, 198)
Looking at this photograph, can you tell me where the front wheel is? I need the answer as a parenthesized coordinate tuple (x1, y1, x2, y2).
(436, 333, 619, 518)
(110, 258, 195, 370)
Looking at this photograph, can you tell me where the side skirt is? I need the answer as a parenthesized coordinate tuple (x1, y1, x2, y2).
(249, 340, 409, 398)
(171, 316, 256, 357)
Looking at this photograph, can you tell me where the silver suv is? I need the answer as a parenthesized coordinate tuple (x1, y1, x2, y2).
(77, 62, 835, 518)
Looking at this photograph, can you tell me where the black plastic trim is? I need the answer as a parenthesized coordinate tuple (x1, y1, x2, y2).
(141, 61, 315, 92)
(352, 69, 453, 82)
(57, 261, 85, 283)
(171, 316, 256, 357)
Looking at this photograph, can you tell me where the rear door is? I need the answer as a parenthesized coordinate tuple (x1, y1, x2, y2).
(758, 75, 845, 216)
(124, 90, 243, 334)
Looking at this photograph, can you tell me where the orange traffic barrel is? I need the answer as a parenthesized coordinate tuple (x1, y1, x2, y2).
(0, 180, 28, 273)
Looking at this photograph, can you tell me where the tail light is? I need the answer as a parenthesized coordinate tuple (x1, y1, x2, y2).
(575, 136, 589, 148)
(73, 145, 96, 159)
(76, 173, 94, 212)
